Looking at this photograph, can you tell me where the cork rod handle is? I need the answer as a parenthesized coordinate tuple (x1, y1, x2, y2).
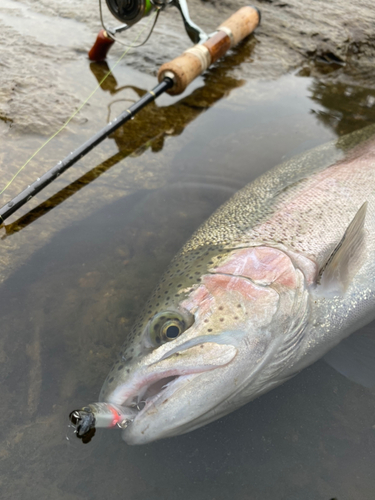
(158, 6, 260, 96)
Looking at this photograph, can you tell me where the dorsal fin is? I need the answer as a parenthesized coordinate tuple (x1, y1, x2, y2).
(317, 202, 367, 295)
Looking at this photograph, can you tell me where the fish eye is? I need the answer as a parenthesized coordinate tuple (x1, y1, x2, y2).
(148, 310, 194, 346)
(162, 321, 181, 340)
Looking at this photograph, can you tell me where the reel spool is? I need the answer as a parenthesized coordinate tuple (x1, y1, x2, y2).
(105, 0, 155, 27)
(89, 0, 207, 61)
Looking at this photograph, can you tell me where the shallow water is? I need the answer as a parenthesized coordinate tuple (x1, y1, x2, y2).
(1, 1, 375, 499)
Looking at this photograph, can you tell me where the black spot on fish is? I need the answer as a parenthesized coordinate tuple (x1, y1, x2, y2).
(109, 377, 114, 383)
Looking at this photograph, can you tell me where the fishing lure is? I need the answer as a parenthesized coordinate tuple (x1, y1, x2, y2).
(69, 402, 138, 441)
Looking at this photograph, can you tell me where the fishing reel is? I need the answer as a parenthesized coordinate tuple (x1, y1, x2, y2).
(89, 0, 208, 61)
(105, 0, 155, 27)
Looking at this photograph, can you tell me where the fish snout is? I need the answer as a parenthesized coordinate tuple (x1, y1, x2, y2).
(103, 342, 237, 415)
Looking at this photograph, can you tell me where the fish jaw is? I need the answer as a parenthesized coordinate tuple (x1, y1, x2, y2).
(101, 341, 238, 444)
(119, 334, 280, 445)
(122, 367, 236, 445)
(119, 315, 303, 445)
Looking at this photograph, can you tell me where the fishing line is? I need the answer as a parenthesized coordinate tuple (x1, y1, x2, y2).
(106, 99, 136, 122)
(0, 8, 160, 198)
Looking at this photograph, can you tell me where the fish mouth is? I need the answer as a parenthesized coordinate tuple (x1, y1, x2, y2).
(132, 373, 201, 418)
(100, 340, 238, 444)
(104, 341, 238, 431)
(106, 369, 207, 419)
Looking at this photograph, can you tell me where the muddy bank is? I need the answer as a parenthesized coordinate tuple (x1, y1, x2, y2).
(1, 0, 374, 134)
(252, 0, 375, 85)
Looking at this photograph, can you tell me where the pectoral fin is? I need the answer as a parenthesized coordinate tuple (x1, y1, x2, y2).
(324, 320, 375, 388)
(317, 202, 367, 295)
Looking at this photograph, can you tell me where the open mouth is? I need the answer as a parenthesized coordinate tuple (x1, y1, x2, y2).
(109, 370, 201, 420)
(128, 375, 180, 411)
(106, 341, 238, 420)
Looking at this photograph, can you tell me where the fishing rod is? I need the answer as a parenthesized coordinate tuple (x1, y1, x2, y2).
(2, 54, 249, 238)
(0, 4, 260, 224)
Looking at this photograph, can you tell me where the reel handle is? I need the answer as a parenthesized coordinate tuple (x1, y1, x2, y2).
(88, 29, 115, 62)
(158, 6, 260, 95)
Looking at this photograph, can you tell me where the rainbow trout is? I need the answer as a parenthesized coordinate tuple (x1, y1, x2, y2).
(80, 126, 375, 444)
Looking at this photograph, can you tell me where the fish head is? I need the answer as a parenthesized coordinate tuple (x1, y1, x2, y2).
(100, 245, 309, 444)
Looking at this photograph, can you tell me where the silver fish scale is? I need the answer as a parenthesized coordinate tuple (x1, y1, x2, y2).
(181, 140, 344, 252)
(183, 129, 375, 266)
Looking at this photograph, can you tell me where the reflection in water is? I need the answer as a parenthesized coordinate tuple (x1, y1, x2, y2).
(1, 40, 255, 237)
(308, 80, 375, 137)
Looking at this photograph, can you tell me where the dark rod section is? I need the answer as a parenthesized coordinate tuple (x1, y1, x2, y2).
(0, 78, 173, 224)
